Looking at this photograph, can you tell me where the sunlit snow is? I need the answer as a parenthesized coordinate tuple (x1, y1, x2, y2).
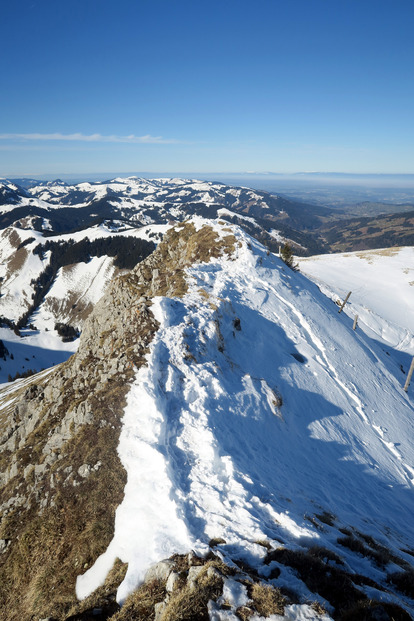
(76, 219, 414, 611)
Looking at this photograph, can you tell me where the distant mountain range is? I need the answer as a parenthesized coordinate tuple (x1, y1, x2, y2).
(0, 177, 333, 254)
(2, 176, 413, 254)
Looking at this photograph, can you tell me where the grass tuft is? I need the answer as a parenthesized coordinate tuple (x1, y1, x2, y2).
(110, 579, 166, 621)
(159, 561, 224, 621)
(250, 582, 286, 616)
(387, 567, 414, 598)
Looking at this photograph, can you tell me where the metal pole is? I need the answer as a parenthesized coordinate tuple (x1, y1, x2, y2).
(404, 357, 414, 392)
(338, 291, 352, 314)
(353, 315, 358, 330)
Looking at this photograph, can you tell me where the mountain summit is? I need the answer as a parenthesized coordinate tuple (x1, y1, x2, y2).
(0, 219, 413, 621)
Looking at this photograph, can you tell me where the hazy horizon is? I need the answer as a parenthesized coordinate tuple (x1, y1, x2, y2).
(4, 171, 414, 186)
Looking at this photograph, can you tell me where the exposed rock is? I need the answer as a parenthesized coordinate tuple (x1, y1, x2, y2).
(144, 560, 175, 584)
(187, 564, 204, 590)
(0, 539, 10, 554)
(77, 464, 92, 478)
(166, 571, 180, 593)
(154, 601, 168, 620)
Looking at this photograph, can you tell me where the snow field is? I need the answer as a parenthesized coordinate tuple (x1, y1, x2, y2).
(0, 228, 50, 321)
(0, 325, 77, 385)
(298, 247, 414, 354)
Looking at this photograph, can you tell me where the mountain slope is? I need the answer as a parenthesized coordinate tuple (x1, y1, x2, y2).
(298, 247, 414, 356)
(0, 222, 160, 383)
(0, 220, 413, 621)
(0, 175, 332, 384)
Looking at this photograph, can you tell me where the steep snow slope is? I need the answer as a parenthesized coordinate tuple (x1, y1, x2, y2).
(29, 223, 167, 332)
(0, 222, 164, 382)
(298, 247, 414, 355)
(32, 255, 116, 332)
(0, 222, 164, 325)
(77, 219, 414, 616)
(0, 227, 47, 321)
(0, 325, 77, 384)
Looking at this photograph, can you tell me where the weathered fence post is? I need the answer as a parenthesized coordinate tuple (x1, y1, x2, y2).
(338, 291, 352, 314)
(404, 357, 414, 392)
(353, 315, 358, 330)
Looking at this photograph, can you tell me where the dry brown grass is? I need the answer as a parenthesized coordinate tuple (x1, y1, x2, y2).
(110, 579, 166, 621)
(387, 567, 414, 598)
(337, 599, 412, 621)
(159, 561, 224, 621)
(208, 537, 227, 548)
(198, 288, 210, 300)
(356, 247, 401, 260)
(264, 547, 366, 614)
(314, 511, 336, 526)
(250, 582, 286, 616)
(66, 558, 127, 619)
(255, 539, 273, 551)
(154, 222, 236, 298)
(337, 532, 408, 569)
(235, 605, 254, 620)
(0, 269, 162, 620)
(0, 395, 128, 620)
(4, 229, 29, 277)
(310, 600, 327, 616)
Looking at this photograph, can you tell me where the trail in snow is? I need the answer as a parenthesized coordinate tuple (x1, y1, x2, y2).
(76, 220, 414, 609)
(256, 276, 369, 424)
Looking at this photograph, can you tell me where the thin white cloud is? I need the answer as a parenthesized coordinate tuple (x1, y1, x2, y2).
(0, 132, 178, 144)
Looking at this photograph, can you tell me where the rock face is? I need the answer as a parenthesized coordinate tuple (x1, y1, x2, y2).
(0, 221, 236, 621)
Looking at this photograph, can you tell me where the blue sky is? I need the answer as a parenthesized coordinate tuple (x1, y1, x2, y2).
(1, 0, 414, 176)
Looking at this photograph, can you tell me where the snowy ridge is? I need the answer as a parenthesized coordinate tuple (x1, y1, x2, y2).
(76, 219, 414, 616)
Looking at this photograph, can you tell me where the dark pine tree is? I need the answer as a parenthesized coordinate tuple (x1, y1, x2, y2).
(281, 243, 299, 271)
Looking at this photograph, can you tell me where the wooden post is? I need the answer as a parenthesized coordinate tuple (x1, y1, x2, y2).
(338, 291, 352, 313)
(404, 357, 414, 392)
(353, 315, 358, 330)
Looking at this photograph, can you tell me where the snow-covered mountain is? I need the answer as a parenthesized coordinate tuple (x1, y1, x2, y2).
(0, 176, 329, 382)
(0, 220, 163, 382)
(0, 176, 329, 252)
(0, 219, 413, 621)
